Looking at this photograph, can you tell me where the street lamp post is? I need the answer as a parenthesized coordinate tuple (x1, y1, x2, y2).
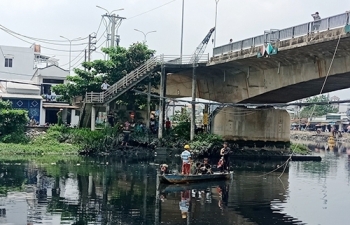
(214, 0, 219, 48)
(134, 29, 157, 43)
(60, 36, 82, 73)
(180, 0, 184, 61)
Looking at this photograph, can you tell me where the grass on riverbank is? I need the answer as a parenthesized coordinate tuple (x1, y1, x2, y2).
(0, 142, 79, 155)
(290, 143, 311, 155)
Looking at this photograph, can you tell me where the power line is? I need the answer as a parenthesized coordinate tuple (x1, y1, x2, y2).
(0, 79, 41, 86)
(0, 71, 34, 77)
(60, 45, 88, 67)
(0, 24, 88, 43)
(1, 30, 85, 52)
(128, 0, 178, 19)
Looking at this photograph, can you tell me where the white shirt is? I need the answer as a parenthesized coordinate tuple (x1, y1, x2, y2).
(101, 83, 109, 90)
(181, 150, 191, 163)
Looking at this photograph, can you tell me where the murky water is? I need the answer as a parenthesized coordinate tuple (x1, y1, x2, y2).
(0, 145, 350, 225)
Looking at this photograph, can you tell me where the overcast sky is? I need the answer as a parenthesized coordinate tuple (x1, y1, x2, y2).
(0, 0, 349, 99)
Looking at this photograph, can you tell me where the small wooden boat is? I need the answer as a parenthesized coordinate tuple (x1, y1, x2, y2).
(158, 172, 233, 184)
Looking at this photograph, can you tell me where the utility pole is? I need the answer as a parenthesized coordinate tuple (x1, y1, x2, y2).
(88, 33, 97, 62)
(190, 61, 197, 141)
(214, 0, 219, 48)
(102, 14, 126, 47)
(111, 17, 116, 47)
(180, 0, 185, 62)
(97, 6, 125, 48)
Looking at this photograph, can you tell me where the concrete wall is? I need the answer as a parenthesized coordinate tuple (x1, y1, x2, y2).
(0, 45, 35, 80)
(212, 107, 290, 142)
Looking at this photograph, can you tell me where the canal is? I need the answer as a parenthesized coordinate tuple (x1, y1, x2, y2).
(0, 144, 349, 225)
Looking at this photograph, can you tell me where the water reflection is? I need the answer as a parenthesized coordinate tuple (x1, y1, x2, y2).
(0, 147, 350, 224)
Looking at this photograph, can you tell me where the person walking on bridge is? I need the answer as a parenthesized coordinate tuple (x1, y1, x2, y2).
(311, 12, 321, 33)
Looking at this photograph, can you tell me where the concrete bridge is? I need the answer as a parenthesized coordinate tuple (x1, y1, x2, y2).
(166, 12, 350, 104)
(86, 12, 350, 143)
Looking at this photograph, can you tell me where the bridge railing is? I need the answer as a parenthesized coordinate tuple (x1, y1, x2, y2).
(213, 12, 350, 57)
(162, 53, 209, 65)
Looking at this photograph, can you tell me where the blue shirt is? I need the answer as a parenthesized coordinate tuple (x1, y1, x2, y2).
(181, 150, 191, 163)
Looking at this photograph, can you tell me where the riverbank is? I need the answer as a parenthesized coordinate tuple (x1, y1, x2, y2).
(290, 130, 350, 142)
(0, 127, 316, 157)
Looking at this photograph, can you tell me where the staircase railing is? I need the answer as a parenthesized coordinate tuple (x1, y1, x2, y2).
(103, 55, 162, 102)
(84, 53, 209, 104)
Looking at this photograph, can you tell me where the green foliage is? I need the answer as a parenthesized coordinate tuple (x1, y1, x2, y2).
(172, 109, 190, 123)
(171, 109, 191, 140)
(173, 121, 191, 140)
(52, 43, 159, 110)
(300, 95, 338, 118)
(0, 100, 29, 143)
(190, 133, 223, 153)
(290, 143, 310, 155)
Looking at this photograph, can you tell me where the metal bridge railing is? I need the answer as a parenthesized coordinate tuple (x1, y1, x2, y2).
(213, 12, 350, 57)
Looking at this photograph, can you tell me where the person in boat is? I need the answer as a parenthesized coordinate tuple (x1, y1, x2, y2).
(220, 142, 231, 173)
(217, 157, 224, 170)
(160, 164, 169, 175)
(191, 162, 202, 175)
(199, 158, 213, 174)
(181, 145, 192, 175)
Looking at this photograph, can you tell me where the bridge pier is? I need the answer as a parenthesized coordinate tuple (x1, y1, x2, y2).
(211, 107, 290, 146)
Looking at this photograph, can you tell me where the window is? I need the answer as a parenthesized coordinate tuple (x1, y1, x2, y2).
(42, 79, 64, 84)
(41, 84, 52, 95)
(75, 110, 80, 116)
(5, 58, 13, 67)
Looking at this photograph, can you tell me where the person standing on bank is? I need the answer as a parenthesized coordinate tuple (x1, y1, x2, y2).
(181, 145, 192, 175)
(220, 142, 231, 173)
(101, 80, 110, 92)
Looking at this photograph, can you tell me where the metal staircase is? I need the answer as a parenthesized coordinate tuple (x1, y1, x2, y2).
(85, 53, 209, 105)
(86, 55, 161, 105)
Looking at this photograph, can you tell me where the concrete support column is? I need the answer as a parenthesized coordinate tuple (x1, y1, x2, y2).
(62, 108, 68, 124)
(88, 173, 93, 196)
(147, 75, 151, 128)
(91, 105, 96, 131)
(190, 64, 197, 141)
(105, 105, 110, 127)
(158, 66, 165, 139)
(40, 108, 46, 125)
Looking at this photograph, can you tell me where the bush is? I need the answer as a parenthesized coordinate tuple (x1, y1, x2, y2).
(190, 133, 223, 153)
(0, 100, 29, 143)
(290, 143, 310, 155)
(173, 121, 191, 140)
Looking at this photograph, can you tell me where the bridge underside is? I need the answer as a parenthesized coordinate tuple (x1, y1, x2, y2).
(165, 28, 350, 103)
(241, 71, 350, 103)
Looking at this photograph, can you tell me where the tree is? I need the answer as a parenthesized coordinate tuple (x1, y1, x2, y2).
(0, 100, 28, 143)
(299, 95, 338, 118)
(53, 43, 160, 110)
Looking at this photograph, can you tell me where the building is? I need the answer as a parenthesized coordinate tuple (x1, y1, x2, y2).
(31, 65, 79, 125)
(0, 44, 79, 126)
(0, 80, 42, 122)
